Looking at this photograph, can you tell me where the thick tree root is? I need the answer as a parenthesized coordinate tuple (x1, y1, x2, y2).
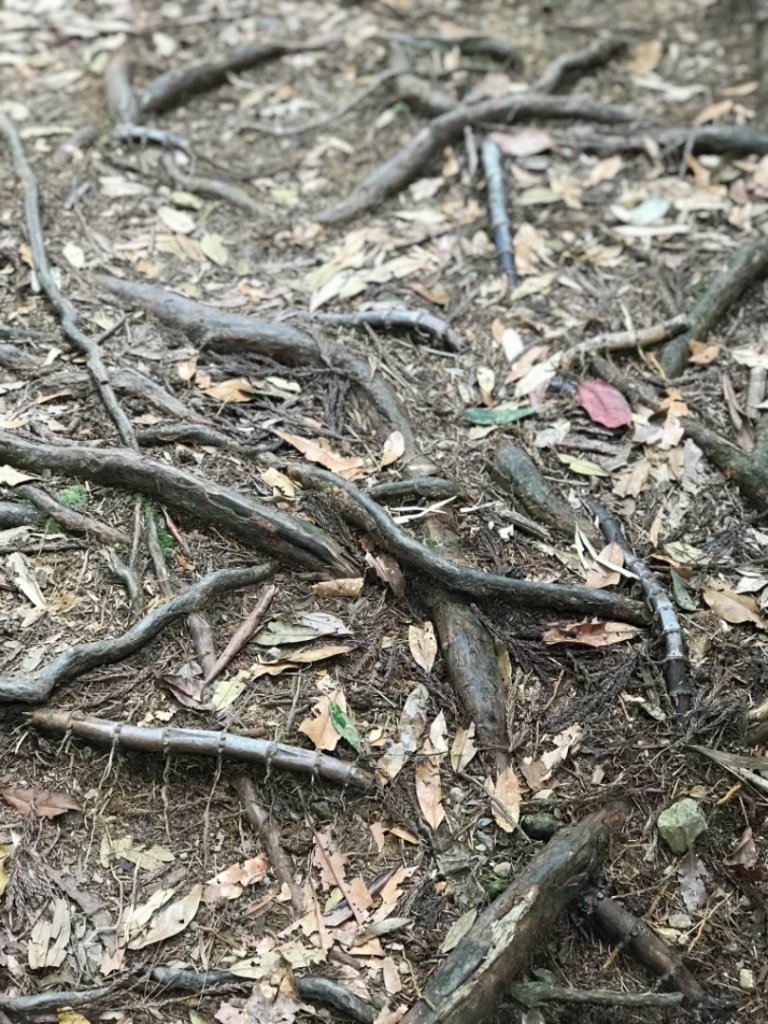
(660, 236, 768, 377)
(0, 565, 274, 703)
(98, 276, 417, 457)
(0, 431, 357, 576)
(291, 464, 651, 625)
(400, 803, 624, 1024)
(30, 710, 375, 790)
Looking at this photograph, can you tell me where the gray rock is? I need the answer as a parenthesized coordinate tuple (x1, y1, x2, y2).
(657, 798, 707, 854)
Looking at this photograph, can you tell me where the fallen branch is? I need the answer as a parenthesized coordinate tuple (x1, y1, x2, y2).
(481, 137, 517, 289)
(290, 464, 651, 625)
(574, 123, 768, 157)
(0, 114, 134, 444)
(401, 804, 625, 1024)
(0, 500, 42, 528)
(0, 564, 273, 703)
(15, 484, 130, 547)
(421, 517, 509, 772)
(367, 476, 461, 501)
(591, 893, 712, 1006)
(681, 417, 768, 507)
(0, 432, 358, 576)
(206, 583, 277, 684)
(588, 499, 689, 717)
(560, 315, 689, 369)
(316, 93, 633, 225)
(533, 35, 628, 93)
(30, 710, 375, 790)
(660, 235, 768, 377)
(98, 276, 417, 456)
(139, 41, 334, 115)
(135, 423, 235, 448)
(311, 309, 464, 352)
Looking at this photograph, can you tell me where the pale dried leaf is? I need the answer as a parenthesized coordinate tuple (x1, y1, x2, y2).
(450, 723, 477, 772)
(488, 766, 522, 832)
(275, 430, 366, 480)
(408, 621, 437, 673)
(299, 689, 348, 751)
(2, 787, 81, 818)
(128, 884, 202, 949)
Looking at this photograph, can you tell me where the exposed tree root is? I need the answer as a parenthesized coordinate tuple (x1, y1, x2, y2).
(588, 499, 689, 717)
(367, 476, 461, 501)
(532, 34, 628, 93)
(509, 978, 683, 1010)
(290, 464, 652, 624)
(0, 432, 358, 576)
(0, 565, 273, 703)
(560, 315, 689, 369)
(401, 803, 624, 1024)
(481, 137, 517, 289)
(574, 123, 768, 157)
(161, 153, 265, 213)
(30, 710, 375, 789)
(104, 53, 139, 124)
(421, 517, 509, 773)
(311, 308, 464, 352)
(660, 235, 768, 377)
(316, 93, 633, 225)
(15, 484, 130, 547)
(379, 30, 522, 66)
(98, 276, 417, 458)
(591, 893, 717, 1007)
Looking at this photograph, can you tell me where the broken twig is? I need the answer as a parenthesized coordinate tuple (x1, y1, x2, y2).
(481, 137, 517, 289)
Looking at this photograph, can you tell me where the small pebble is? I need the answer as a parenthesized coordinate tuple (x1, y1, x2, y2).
(493, 861, 512, 878)
(739, 968, 755, 991)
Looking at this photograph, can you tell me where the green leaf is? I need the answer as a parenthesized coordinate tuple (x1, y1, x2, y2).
(329, 701, 361, 752)
(670, 569, 698, 612)
(463, 405, 536, 425)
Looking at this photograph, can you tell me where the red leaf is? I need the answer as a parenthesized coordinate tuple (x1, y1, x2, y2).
(576, 380, 632, 428)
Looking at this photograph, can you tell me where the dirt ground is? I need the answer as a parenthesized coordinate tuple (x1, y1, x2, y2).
(2, 0, 768, 1022)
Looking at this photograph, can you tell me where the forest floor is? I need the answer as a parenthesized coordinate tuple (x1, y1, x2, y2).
(2, 0, 768, 1022)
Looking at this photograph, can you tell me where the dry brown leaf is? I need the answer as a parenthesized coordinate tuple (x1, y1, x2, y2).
(584, 542, 624, 589)
(377, 683, 429, 781)
(627, 39, 664, 75)
(408, 621, 437, 673)
(487, 766, 522, 832)
(299, 688, 348, 751)
(203, 855, 268, 902)
(415, 734, 445, 829)
(28, 897, 71, 969)
(2, 787, 82, 818)
(450, 723, 477, 772)
(584, 155, 623, 188)
(703, 587, 766, 628)
(693, 98, 734, 126)
(365, 551, 406, 598)
(202, 377, 256, 403)
(381, 431, 405, 467)
(128, 884, 202, 949)
(505, 344, 550, 383)
(688, 340, 720, 365)
(275, 430, 366, 480)
(542, 621, 642, 647)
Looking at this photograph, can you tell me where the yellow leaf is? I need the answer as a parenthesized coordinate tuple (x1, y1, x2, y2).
(557, 452, 608, 477)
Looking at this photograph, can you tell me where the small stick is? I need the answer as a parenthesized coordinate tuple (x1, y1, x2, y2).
(161, 154, 264, 213)
(379, 31, 522, 66)
(112, 124, 189, 151)
(572, 123, 768, 158)
(481, 137, 516, 289)
(587, 500, 689, 716)
(0, 564, 273, 703)
(367, 477, 461, 501)
(205, 583, 277, 685)
(509, 980, 683, 1009)
(30, 710, 375, 790)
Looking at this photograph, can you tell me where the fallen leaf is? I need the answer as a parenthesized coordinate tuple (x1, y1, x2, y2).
(377, 683, 429, 781)
(542, 621, 642, 647)
(203, 856, 268, 902)
(450, 723, 477, 772)
(255, 614, 350, 645)
(329, 701, 362, 752)
(408, 622, 437, 673)
(28, 897, 71, 969)
(487, 765, 522, 832)
(627, 39, 663, 75)
(299, 689, 349, 751)
(585, 542, 624, 589)
(489, 128, 554, 157)
(557, 452, 608, 477)
(693, 97, 733, 126)
(0, 845, 9, 898)
(576, 379, 632, 428)
(584, 155, 623, 188)
(62, 241, 86, 269)
(260, 466, 296, 499)
(703, 587, 766, 628)
(381, 431, 405, 467)
(200, 232, 229, 266)
(415, 736, 445, 830)
(202, 377, 256, 403)
(157, 205, 196, 234)
(128, 884, 202, 949)
(275, 430, 366, 480)
(724, 826, 758, 869)
(440, 908, 478, 953)
(2, 787, 82, 818)
(688, 340, 720, 365)
(365, 551, 405, 598)
(8, 551, 47, 608)
(678, 848, 709, 912)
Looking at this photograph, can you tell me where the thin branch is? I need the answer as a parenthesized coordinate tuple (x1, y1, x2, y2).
(205, 583, 277, 684)
(533, 35, 628, 93)
(0, 564, 274, 703)
(161, 154, 265, 213)
(481, 137, 516, 289)
(30, 710, 375, 789)
(560, 315, 689, 368)
(15, 484, 130, 547)
(310, 308, 464, 351)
